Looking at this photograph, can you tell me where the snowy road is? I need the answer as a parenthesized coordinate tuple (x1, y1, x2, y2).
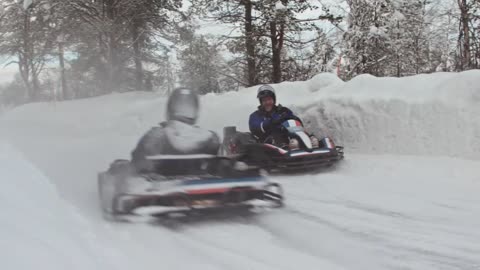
(3, 134, 480, 270)
(1, 72, 480, 269)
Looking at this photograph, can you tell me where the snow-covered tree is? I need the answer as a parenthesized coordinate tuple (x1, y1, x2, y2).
(178, 36, 221, 94)
(193, 0, 340, 84)
(67, 0, 189, 95)
(311, 29, 336, 74)
(192, 0, 258, 86)
(0, 0, 66, 101)
(255, 0, 340, 83)
(343, 0, 396, 78)
(343, 0, 441, 77)
(456, 0, 480, 69)
(388, 0, 430, 76)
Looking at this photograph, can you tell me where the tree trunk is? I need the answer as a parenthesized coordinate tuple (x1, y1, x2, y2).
(243, 0, 256, 86)
(59, 41, 67, 100)
(105, 0, 117, 93)
(32, 74, 40, 100)
(396, 21, 401, 77)
(458, 0, 471, 69)
(106, 39, 116, 93)
(415, 37, 420, 74)
(270, 20, 282, 83)
(131, 17, 144, 91)
(145, 73, 153, 91)
(22, 9, 33, 100)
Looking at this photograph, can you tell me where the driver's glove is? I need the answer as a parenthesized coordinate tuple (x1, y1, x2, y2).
(271, 112, 289, 125)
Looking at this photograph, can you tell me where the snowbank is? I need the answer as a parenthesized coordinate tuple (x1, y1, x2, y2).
(0, 142, 128, 270)
(298, 71, 480, 159)
(202, 71, 480, 159)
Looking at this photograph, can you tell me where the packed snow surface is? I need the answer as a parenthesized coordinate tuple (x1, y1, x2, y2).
(1, 71, 480, 269)
(0, 142, 133, 270)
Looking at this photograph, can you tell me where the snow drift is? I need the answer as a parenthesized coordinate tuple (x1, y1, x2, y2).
(299, 71, 480, 159)
(0, 142, 129, 270)
(206, 70, 480, 159)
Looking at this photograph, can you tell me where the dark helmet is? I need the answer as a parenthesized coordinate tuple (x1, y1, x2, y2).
(167, 88, 200, 125)
(257, 84, 276, 104)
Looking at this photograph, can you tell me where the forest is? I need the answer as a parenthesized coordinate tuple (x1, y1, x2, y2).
(0, 0, 479, 106)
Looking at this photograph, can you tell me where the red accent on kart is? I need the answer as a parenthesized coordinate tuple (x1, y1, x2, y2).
(330, 139, 335, 148)
(324, 137, 335, 149)
(264, 144, 288, 154)
(289, 149, 331, 157)
(283, 120, 295, 127)
(284, 120, 302, 127)
(186, 187, 254, 195)
(229, 142, 237, 154)
(186, 188, 229, 195)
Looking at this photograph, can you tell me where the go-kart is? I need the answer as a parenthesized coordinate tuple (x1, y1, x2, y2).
(221, 119, 344, 173)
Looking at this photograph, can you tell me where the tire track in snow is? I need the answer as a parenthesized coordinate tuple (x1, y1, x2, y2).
(249, 208, 388, 270)
(277, 205, 480, 270)
(168, 223, 296, 270)
(281, 185, 480, 270)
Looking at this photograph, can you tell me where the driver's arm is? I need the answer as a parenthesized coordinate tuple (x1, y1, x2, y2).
(276, 107, 302, 124)
(131, 127, 162, 172)
(249, 112, 272, 136)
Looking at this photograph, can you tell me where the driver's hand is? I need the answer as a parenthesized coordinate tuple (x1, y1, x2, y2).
(271, 117, 282, 125)
(272, 112, 289, 125)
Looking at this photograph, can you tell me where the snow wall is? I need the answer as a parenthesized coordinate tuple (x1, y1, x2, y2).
(298, 71, 480, 159)
(204, 70, 480, 159)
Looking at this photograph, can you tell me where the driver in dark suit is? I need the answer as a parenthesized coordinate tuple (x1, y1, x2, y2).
(249, 85, 301, 143)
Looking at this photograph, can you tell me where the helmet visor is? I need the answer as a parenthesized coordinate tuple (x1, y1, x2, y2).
(258, 90, 274, 99)
(170, 92, 199, 120)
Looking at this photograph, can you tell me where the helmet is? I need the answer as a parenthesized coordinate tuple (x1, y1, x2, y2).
(167, 88, 200, 125)
(257, 84, 276, 104)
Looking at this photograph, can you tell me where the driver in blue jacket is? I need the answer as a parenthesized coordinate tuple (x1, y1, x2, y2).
(249, 85, 301, 143)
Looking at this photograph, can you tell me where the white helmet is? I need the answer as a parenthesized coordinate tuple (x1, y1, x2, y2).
(257, 85, 276, 104)
(167, 88, 199, 125)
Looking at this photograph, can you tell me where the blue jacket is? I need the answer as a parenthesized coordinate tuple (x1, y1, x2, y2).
(249, 105, 299, 141)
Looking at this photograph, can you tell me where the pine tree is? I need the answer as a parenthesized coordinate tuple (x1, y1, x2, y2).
(343, 0, 395, 78)
(255, 0, 339, 82)
(0, 0, 71, 101)
(388, 0, 430, 76)
(192, 0, 258, 86)
(193, 0, 340, 84)
(457, 0, 480, 69)
(67, 0, 188, 95)
(178, 35, 221, 94)
(312, 29, 336, 74)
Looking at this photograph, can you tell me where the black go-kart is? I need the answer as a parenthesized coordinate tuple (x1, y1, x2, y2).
(221, 119, 344, 173)
(98, 155, 284, 222)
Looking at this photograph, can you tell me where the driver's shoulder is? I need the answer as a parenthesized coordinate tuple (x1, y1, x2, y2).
(250, 109, 263, 118)
(142, 122, 167, 135)
(276, 104, 292, 113)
